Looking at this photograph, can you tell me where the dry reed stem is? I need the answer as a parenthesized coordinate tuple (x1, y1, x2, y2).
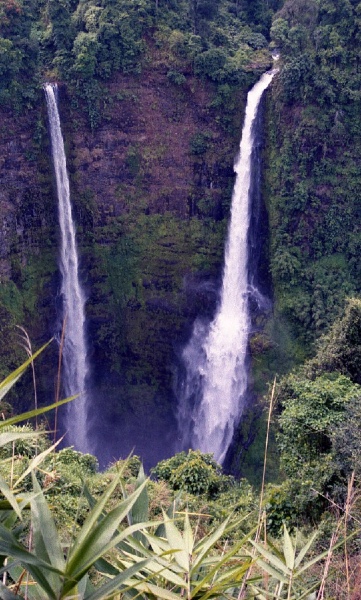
(310, 485, 361, 527)
(317, 472, 356, 600)
(237, 377, 277, 599)
(345, 472, 355, 599)
(316, 523, 341, 600)
(10, 441, 15, 491)
(16, 326, 38, 433)
(54, 316, 66, 447)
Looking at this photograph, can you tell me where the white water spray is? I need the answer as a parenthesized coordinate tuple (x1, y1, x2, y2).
(178, 70, 277, 464)
(45, 83, 90, 453)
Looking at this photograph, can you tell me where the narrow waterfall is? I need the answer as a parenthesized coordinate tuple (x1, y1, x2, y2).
(45, 83, 90, 453)
(178, 70, 276, 464)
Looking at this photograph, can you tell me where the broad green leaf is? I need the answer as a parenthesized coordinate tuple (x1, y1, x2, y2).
(144, 562, 185, 588)
(116, 531, 166, 563)
(70, 519, 157, 583)
(14, 438, 62, 489)
(0, 476, 22, 519)
(211, 562, 250, 584)
(192, 517, 230, 573)
(163, 514, 189, 572)
(117, 551, 186, 588)
(192, 516, 252, 577)
(0, 431, 42, 449)
(155, 495, 181, 539)
(191, 537, 252, 597)
(297, 580, 322, 600)
(116, 529, 155, 560)
(265, 536, 287, 563)
(283, 524, 295, 570)
(199, 562, 250, 598)
(77, 572, 95, 598)
(248, 582, 286, 599)
(7, 563, 48, 600)
(125, 464, 149, 550)
(0, 341, 52, 403)
(297, 540, 343, 577)
(63, 507, 152, 594)
(123, 579, 181, 600)
(252, 558, 289, 584)
(127, 464, 148, 526)
(0, 581, 23, 599)
(183, 511, 194, 557)
(138, 581, 182, 600)
(0, 395, 77, 429)
(85, 559, 150, 600)
(143, 531, 172, 556)
(5, 494, 33, 514)
(0, 527, 64, 600)
(250, 541, 290, 576)
(30, 474, 65, 573)
(246, 586, 268, 600)
(95, 556, 119, 577)
(24, 477, 69, 599)
(67, 461, 129, 553)
(294, 531, 318, 569)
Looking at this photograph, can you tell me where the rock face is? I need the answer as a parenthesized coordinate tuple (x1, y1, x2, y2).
(0, 61, 246, 467)
(64, 68, 239, 221)
(0, 113, 55, 279)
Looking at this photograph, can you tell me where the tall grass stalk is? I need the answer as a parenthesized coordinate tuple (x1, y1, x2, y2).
(54, 317, 66, 447)
(344, 472, 355, 598)
(16, 327, 39, 434)
(317, 524, 341, 600)
(238, 377, 276, 599)
(314, 473, 357, 599)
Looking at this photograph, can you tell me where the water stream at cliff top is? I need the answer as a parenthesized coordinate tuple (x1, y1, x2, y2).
(177, 70, 277, 464)
(45, 83, 90, 453)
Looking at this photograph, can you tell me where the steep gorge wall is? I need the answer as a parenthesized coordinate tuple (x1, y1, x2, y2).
(0, 59, 248, 466)
(0, 106, 58, 396)
(259, 0, 361, 370)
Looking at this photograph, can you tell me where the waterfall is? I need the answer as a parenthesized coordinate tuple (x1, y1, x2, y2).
(178, 70, 277, 464)
(44, 83, 90, 453)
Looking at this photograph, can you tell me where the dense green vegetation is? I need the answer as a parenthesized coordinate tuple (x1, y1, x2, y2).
(0, 0, 278, 119)
(1, 0, 361, 594)
(263, 0, 361, 362)
(0, 351, 359, 597)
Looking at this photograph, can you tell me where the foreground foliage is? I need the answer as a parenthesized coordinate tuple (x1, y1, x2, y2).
(0, 350, 347, 599)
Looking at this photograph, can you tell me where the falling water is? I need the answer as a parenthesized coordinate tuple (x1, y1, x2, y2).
(178, 70, 277, 464)
(45, 83, 89, 453)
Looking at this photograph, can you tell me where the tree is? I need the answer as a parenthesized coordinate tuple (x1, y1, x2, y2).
(332, 395, 361, 477)
(270, 17, 289, 47)
(151, 449, 234, 496)
(307, 298, 361, 384)
(72, 31, 100, 80)
(277, 372, 361, 485)
(194, 47, 227, 79)
(48, 0, 76, 52)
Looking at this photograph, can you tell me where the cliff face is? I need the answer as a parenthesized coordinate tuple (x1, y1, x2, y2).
(68, 73, 221, 217)
(0, 56, 247, 466)
(0, 104, 58, 394)
(0, 112, 54, 277)
(70, 66, 246, 467)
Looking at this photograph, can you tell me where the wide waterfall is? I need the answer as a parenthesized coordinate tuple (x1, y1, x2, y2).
(45, 83, 90, 453)
(178, 70, 276, 464)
